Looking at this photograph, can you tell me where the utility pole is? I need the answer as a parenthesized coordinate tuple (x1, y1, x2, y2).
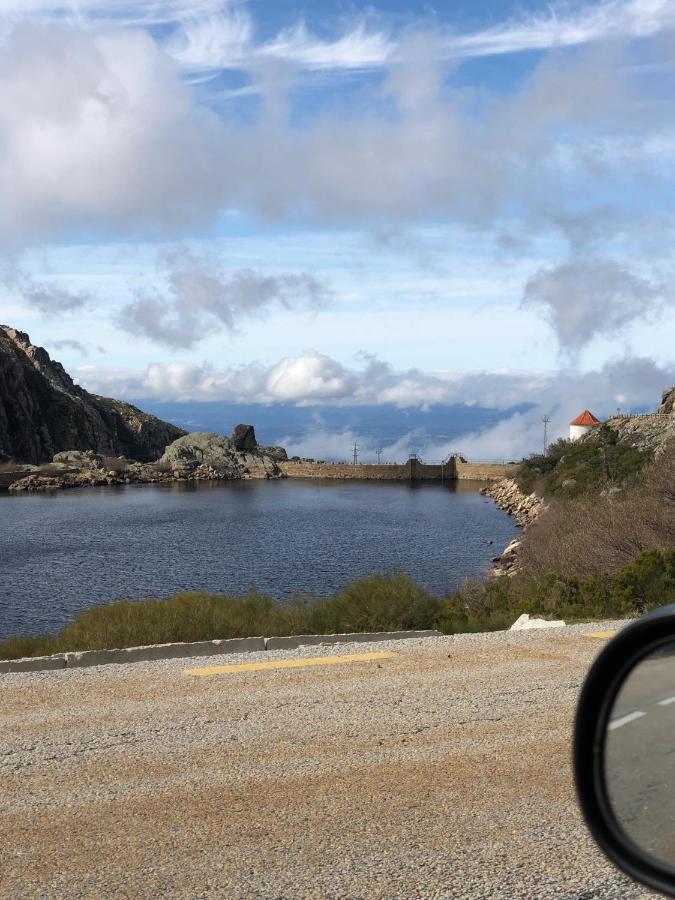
(375, 448, 383, 464)
(352, 442, 359, 465)
(543, 415, 550, 455)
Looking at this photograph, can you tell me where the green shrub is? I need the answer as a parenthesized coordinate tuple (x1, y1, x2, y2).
(0, 573, 439, 660)
(517, 426, 652, 498)
(611, 549, 675, 617)
(2, 553, 673, 660)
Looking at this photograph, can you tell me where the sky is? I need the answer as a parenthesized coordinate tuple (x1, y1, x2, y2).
(0, 0, 673, 459)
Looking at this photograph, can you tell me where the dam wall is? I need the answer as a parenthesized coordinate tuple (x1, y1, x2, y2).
(454, 460, 518, 481)
(279, 458, 517, 482)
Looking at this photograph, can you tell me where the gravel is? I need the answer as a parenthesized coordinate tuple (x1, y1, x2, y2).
(0, 621, 655, 899)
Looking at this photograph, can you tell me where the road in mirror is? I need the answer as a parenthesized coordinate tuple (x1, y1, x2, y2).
(605, 641, 675, 867)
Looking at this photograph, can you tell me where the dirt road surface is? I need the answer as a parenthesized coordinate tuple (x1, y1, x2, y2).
(0, 624, 655, 899)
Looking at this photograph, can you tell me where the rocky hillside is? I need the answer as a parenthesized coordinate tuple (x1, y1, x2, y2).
(604, 386, 675, 454)
(0, 326, 185, 463)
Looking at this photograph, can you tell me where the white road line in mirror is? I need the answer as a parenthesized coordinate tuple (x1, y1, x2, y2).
(608, 711, 646, 730)
(657, 696, 675, 706)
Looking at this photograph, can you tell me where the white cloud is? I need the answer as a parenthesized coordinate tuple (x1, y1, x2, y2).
(163, 6, 252, 72)
(256, 21, 393, 72)
(448, 0, 675, 61)
(0, 24, 225, 248)
(73, 348, 671, 425)
(0, 18, 670, 249)
(5, 1, 675, 76)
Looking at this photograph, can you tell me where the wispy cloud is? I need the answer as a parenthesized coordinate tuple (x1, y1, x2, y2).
(0, 261, 90, 313)
(5, 1, 675, 76)
(119, 250, 332, 348)
(522, 256, 670, 353)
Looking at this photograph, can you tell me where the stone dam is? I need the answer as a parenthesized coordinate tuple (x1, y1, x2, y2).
(278, 456, 516, 482)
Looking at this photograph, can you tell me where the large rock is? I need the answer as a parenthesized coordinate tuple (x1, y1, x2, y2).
(53, 450, 103, 469)
(231, 424, 257, 451)
(160, 432, 239, 468)
(160, 431, 285, 479)
(259, 445, 288, 462)
(0, 326, 185, 463)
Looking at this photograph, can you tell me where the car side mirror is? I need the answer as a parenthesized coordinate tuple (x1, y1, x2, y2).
(575, 605, 675, 897)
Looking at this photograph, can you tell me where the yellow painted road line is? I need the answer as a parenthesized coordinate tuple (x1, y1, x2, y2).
(184, 651, 395, 677)
(582, 630, 618, 639)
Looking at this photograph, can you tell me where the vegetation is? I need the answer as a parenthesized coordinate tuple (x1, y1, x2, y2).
(2, 554, 674, 661)
(518, 440, 674, 579)
(438, 550, 675, 633)
(517, 425, 652, 498)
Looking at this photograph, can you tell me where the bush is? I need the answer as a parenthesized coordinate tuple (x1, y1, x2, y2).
(3, 554, 673, 660)
(517, 426, 652, 498)
(436, 550, 675, 634)
(519, 442, 675, 579)
(0, 573, 440, 660)
(101, 457, 130, 474)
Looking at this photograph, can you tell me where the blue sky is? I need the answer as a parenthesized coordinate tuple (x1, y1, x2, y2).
(0, 0, 673, 458)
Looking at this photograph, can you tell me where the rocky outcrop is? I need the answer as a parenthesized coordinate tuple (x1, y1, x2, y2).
(260, 445, 288, 462)
(53, 450, 103, 468)
(599, 387, 675, 456)
(0, 326, 185, 463)
(159, 432, 283, 479)
(480, 478, 545, 576)
(604, 413, 674, 455)
(9, 461, 242, 492)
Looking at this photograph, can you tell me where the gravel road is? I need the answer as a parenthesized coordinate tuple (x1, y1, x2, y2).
(0, 623, 655, 899)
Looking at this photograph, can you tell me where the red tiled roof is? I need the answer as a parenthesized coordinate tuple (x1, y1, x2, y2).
(570, 409, 601, 426)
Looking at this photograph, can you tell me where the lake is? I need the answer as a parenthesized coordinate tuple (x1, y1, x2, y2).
(0, 479, 519, 640)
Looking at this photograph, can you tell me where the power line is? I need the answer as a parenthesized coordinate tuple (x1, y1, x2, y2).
(375, 448, 383, 464)
(543, 415, 550, 455)
(352, 442, 359, 465)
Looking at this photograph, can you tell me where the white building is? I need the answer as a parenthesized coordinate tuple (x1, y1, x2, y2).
(569, 409, 601, 441)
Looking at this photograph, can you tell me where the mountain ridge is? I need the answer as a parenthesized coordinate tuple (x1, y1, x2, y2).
(0, 326, 186, 463)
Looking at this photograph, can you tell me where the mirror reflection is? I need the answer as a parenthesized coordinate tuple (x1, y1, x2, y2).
(605, 641, 675, 867)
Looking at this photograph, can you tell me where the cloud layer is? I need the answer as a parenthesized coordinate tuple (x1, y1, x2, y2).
(74, 349, 673, 459)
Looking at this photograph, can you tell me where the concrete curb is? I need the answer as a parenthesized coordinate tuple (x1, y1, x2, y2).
(264, 630, 442, 651)
(65, 637, 266, 669)
(0, 654, 67, 674)
(1, 630, 442, 673)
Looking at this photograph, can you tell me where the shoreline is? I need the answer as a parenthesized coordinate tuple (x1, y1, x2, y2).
(480, 477, 544, 576)
(2, 458, 517, 493)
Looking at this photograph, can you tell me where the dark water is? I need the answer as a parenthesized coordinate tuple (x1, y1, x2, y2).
(0, 479, 519, 640)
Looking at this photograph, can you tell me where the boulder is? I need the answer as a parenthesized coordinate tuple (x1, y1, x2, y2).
(259, 445, 288, 462)
(53, 450, 103, 469)
(510, 614, 566, 631)
(160, 433, 238, 468)
(231, 424, 257, 451)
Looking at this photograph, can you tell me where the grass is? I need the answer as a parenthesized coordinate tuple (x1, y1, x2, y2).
(3, 552, 674, 661)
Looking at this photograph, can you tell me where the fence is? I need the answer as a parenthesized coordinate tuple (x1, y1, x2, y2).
(611, 413, 671, 420)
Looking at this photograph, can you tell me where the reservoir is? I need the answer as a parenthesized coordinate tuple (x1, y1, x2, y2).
(0, 479, 519, 640)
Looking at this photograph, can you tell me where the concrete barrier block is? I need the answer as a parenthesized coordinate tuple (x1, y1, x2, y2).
(265, 630, 442, 651)
(0, 654, 67, 673)
(65, 636, 266, 668)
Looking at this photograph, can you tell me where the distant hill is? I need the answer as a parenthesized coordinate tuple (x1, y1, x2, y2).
(0, 326, 185, 464)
